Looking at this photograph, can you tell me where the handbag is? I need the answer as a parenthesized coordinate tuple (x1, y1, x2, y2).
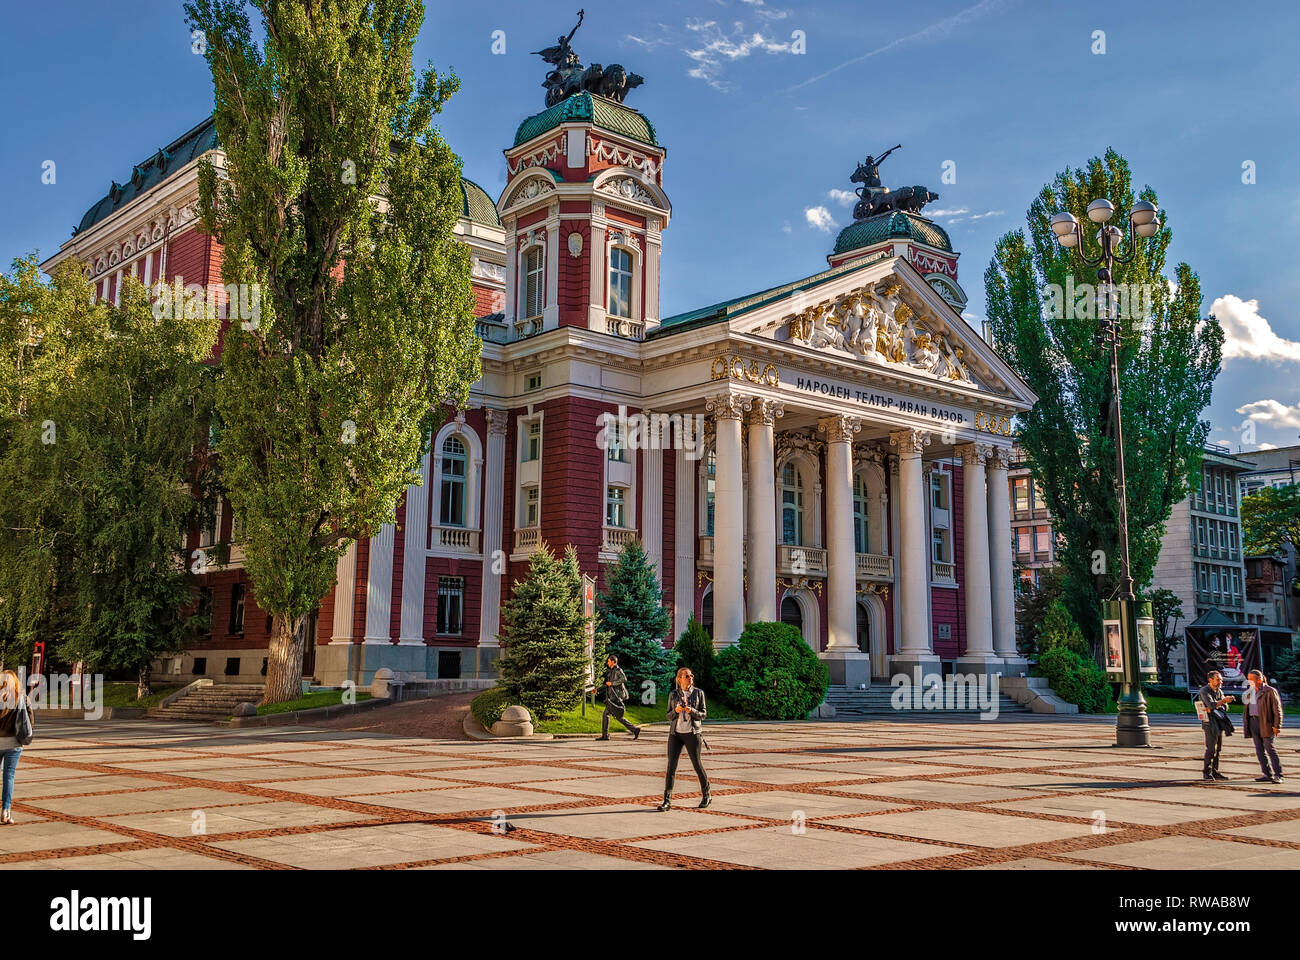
(14, 695, 34, 746)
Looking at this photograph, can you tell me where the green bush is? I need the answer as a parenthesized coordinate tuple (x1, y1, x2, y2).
(1035, 645, 1112, 713)
(674, 614, 716, 693)
(1038, 600, 1089, 657)
(470, 685, 518, 729)
(714, 621, 828, 720)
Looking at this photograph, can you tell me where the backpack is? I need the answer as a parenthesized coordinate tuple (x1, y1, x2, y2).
(14, 695, 34, 746)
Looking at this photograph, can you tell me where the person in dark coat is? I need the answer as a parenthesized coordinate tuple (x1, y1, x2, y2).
(1243, 669, 1284, 783)
(598, 655, 641, 741)
(1196, 670, 1235, 781)
(658, 666, 710, 810)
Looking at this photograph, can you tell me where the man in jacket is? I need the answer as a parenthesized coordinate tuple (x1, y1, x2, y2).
(1244, 669, 1284, 784)
(598, 655, 640, 741)
(1197, 670, 1235, 781)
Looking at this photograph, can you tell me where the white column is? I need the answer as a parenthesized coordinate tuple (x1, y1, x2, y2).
(364, 523, 396, 642)
(642, 408, 665, 580)
(707, 393, 748, 646)
(674, 443, 697, 642)
(331, 541, 358, 643)
(820, 415, 871, 687)
(479, 409, 508, 662)
(889, 428, 939, 672)
(746, 399, 782, 622)
(398, 451, 431, 644)
(987, 446, 1024, 673)
(956, 442, 999, 672)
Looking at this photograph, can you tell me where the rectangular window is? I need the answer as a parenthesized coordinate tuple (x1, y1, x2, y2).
(524, 486, 539, 527)
(1016, 530, 1031, 555)
(437, 577, 464, 636)
(1013, 478, 1029, 513)
(524, 247, 544, 318)
(229, 583, 246, 635)
(1035, 525, 1052, 556)
(606, 485, 626, 528)
(609, 248, 633, 319)
(932, 527, 950, 564)
(930, 472, 949, 511)
(1032, 480, 1046, 511)
(606, 417, 627, 462)
(523, 420, 541, 462)
(197, 587, 213, 637)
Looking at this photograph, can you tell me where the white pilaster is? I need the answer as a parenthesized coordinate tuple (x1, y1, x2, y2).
(956, 442, 999, 672)
(642, 408, 665, 580)
(331, 541, 358, 643)
(364, 523, 396, 642)
(479, 409, 508, 650)
(398, 451, 431, 644)
(708, 393, 749, 647)
(889, 428, 939, 673)
(674, 445, 697, 642)
(746, 399, 783, 622)
(987, 446, 1024, 673)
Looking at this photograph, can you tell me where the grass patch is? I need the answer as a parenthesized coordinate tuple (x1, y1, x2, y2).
(102, 682, 184, 710)
(534, 693, 747, 734)
(1138, 695, 1299, 716)
(253, 689, 371, 716)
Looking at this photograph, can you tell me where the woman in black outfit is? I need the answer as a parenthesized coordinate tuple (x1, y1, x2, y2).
(658, 667, 710, 810)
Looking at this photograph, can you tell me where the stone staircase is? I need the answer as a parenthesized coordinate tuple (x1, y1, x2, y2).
(148, 682, 265, 722)
(823, 682, 1029, 719)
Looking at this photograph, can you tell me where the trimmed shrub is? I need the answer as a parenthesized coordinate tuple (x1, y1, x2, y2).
(1038, 600, 1089, 657)
(674, 615, 716, 693)
(714, 621, 829, 720)
(470, 685, 518, 729)
(1036, 645, 1112, 713)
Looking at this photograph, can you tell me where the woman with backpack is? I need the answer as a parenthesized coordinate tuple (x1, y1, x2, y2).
(0, 669, 34, 824)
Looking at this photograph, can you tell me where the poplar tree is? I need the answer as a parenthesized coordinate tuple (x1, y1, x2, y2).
(184, 0, 479, 702)
(985, 149, 1223, 642)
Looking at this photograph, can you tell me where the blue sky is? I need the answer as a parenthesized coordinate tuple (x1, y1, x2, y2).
(2, 0, 1297, 450)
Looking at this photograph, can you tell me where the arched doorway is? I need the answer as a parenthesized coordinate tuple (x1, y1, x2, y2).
(781, 596, 804, 640)
(856, 602, 870, 654)
(701, 590, 714, 639)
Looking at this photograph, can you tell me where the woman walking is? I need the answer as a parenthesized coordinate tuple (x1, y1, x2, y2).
(0, 669, 32, 824)
(658, 667, 710, 811)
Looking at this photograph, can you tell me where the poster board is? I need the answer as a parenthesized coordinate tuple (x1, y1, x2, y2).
(582, 574, 596, 689)
(1136, 617, 1158, 674)
(1103, 619, 1124, 674)
(1186, 623, 1260, 690)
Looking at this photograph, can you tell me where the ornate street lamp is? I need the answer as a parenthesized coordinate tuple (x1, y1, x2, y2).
(1049, 196, 1160, 748)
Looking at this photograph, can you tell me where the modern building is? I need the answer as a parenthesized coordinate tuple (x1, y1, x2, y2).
(1239, 444, 1300, 632)
(1007, 443, 1059, 590)
(41, 50, 1039, 691)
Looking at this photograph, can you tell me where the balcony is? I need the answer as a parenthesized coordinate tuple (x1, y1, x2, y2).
(697, 535, 715, 569)
(514, 315, 541, 340)
(474, 317, 508, 343)
(605, 316, 645, 341)
(855, 553, 894, 582)
(432, 525, 480, 553)
(778, 543, 827, 577)
(601, 525, 638, 558)
(513, 526, 541, 557)
(932, 560, 957, 583)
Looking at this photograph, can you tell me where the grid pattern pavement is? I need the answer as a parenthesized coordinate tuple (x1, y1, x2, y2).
(4, 716, 1298, 870)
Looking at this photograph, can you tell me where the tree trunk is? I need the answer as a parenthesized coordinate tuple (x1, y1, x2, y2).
(263, 613, 307, 704)
(137, 662, 151, 702)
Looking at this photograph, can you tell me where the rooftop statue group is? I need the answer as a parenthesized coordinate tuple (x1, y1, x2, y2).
(533, 10, 644, 108)
(851, 146, 940, 218)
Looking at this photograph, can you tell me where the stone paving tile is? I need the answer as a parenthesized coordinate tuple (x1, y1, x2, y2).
(940, 772, 1126, 793)
(706, 790, 906, 819)
(31, 786, 267, 817)
(343, 786, 579, 814)
(212, 823, 536, 868)
(991, 794, 1254, 827)
(416, 849, 672, 870)
(259, 774, 462, 797)
(707, 765, 877, 785)
(1116, 785, 1300, 812)
(7, 848, 253, 870)
(100, 800, 374, 837)
(503, 803, 765, 840)
(827, 808, 1107, 846)
(0, 820, 128, 855)
(13, 774, 174, 798)
(631, 824, 966, 869)
(1214, 820, 1300, 843)
(827, 779, 1040, 804)
(515, 774, 684, 799)
(967, 857, 1104, 870)
(1060, 836, 1300, 869)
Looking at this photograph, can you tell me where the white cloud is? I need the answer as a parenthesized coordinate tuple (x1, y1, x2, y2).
(1257, 442, 1280, 451)
(781, 220, 792, 234)
(805, 206, 836, 232)
(925, 207, 969, 218)
(828, 188, 856, 207)
(1213, 295, 1300, 364)
(969, 209, 1005, 220)
(630, 8, 796, 91)
(1236, 399, 1300, 429)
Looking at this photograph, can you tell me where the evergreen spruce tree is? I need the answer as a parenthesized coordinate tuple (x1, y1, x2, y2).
(673, 614, 716, 694)
(595, 540, 673, 697)
(497, 544, 589, 720)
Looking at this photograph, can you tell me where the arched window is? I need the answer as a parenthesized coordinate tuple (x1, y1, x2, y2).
(781, 463, 804, 546)
(856, 602, 870, 654)
(439, 436, 467, 527)
(609, 247, 633, 318)
(701, 591, 714, 639)
(705, 451, 716, 536)
(853, 474, 870, 554)
(781, 596, 804, 639)
(523, 246, 544, 319)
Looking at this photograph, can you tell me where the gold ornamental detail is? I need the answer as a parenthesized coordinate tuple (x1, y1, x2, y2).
(709, 354, 779, 387)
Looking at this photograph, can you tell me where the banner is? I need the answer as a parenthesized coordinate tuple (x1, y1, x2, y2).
(1186, 624, 1261, 689)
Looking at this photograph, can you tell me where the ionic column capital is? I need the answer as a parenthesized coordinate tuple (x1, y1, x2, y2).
(705, 392, 751, 421)
(747, 398, 785, 426)
(818, 414, 863, 444)
(985, 445, 1013, 472)
(889, 428, 931, 457)
(955, 441, 994, 468)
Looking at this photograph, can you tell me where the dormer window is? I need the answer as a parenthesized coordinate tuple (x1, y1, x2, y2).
(609, 247, 633, 318)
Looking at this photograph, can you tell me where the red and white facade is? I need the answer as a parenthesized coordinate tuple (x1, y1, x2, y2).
(44, 94, 1038, 690)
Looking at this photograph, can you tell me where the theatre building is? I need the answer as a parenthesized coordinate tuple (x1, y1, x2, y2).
(42, 65, 1038, 691)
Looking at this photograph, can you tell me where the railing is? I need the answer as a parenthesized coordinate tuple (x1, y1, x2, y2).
(855, 553, 893, 581)
(697, 535, 714, 569)
(514, 527, 541, 553)
(474, 318, 509, 343)
(778, 543, 827, 576)
(931, 560, 956, 582)
(605, 316, 645, 340)
(514, 315, 541, 339)
(602, 526, 638, 553)
(432, 526, 480, 552)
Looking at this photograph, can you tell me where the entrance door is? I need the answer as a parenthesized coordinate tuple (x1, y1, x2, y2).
(856, 602, 870, 654)
(781, 596, 804, 642)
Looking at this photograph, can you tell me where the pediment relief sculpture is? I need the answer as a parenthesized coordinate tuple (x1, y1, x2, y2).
(784, 280, 972, 384)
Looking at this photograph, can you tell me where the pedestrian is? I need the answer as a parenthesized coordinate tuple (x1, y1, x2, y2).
(1243, 669, 1284, 784)
(1196, 669, 1235, 782)
(597, 654, 640, 741)
(658, 666, 710, 811)
(0, 669, 34, 824)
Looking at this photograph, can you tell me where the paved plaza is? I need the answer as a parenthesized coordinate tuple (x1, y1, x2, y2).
(4, 716, 1299, 870)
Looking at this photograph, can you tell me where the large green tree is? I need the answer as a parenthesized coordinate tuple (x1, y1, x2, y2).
(1242, 484, 1300, 556)
(596, 540, 673, 697)
(0, 260, 217, 693)
(985, 149, 1223, 643)
(185, 0, 480, 702)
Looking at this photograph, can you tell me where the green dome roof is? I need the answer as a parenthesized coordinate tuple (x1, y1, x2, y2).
(833, 211, 951, 256)
(459, 178, 500, 227)
(513, 91, 657, 148)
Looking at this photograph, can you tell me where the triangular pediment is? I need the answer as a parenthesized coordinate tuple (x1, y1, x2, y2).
(733, 256, 1035, 408)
